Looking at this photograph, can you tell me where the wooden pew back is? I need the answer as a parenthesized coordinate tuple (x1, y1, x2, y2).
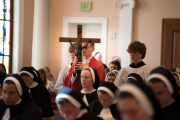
(42, 117, 53, 120)
(38, 107, 42, 116)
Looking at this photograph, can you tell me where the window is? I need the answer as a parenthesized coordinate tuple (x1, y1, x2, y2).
(0, 0, 12, 73)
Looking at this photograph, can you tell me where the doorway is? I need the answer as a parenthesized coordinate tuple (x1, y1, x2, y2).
(161, 19, 180, 70)
(68, 23, 102, 57)
(61, 17, 107, 69)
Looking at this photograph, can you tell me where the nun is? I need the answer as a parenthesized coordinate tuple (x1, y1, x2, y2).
(89, 82, 121, 120)
(80, 67, 99, 106)
(0, 71, 6, 99)
(172, 72, 180, 92)
(53, 87, 103, 120)
(28, 66, 43, 85)
(126, 73, 144, 84)
(147, 67, 180, 120)
(117, 80, 164, 120)
(20, 67, 54, 117)
(0, 74, 41, 120)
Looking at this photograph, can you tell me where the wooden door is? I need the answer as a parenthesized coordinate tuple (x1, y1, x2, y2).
(161, 19, 180, 70)
(172, 31, 180, 68)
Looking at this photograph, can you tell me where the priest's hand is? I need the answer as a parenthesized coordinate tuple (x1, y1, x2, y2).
(75, 62, 85, 70)
(73, 59, 78, 74)
(73, 58, 78, 64)
(73, 59, 85, 72)
(106, 117, 116, 120)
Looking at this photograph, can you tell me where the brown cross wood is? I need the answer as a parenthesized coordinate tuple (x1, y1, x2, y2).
(59, 25, 100, 46)
(59, 25, 101, 91)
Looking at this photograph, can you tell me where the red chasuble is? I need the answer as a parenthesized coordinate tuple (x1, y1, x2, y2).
(63, 57, 105, 91)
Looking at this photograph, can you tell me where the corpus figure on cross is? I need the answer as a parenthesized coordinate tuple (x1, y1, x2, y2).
(68, 39, 91, 62)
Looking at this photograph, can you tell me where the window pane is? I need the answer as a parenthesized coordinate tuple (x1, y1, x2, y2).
(5, 0, 10, 20)
(4, 21, 9, 55)
(0, 41, 3, 55)
(0, 0, 4, 20)
(0, 21, 4, 55)
(0, 56, 2, 63)
(4, 56, 9, 73)
(0, 21, 9, 55)
(0, 0, 10, 20)
(0, 0, 11, 74)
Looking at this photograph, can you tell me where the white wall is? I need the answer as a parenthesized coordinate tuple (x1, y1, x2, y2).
(133, 0, 180, 69)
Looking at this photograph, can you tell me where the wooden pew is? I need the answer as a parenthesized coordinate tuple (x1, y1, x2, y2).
(49, 92, 58, 110)
(52, 105, 58, 110)
(42, 117, 53, 120)
(51, 98, 56, 104)
(49, 92, 56, 98)
(38, 107, 42, 116)
(50, 95, 58, 110)
(49, 92, 59, 115)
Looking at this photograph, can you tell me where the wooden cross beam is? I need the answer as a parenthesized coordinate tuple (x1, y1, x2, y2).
(60, 26, 100, 44)
(59, 25, 101, 91)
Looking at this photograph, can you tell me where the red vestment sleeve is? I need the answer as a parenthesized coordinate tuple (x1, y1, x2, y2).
(63, 64, 78, 91)
(89, 57, 105, 83)
(63, 57, 105, 91)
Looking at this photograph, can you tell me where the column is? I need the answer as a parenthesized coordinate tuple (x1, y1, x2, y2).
(114, 0, 135, 67)
(12, 0, 24, 73)
(32, 0, 50, 69)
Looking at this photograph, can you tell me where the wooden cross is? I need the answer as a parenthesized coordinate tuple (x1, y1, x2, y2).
(59, 25, 101, 91)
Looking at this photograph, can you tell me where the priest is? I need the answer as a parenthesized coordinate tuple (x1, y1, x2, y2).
(53, 87, 103, 120)
(20, 67, 54, 117)
(63, 42, 105, 91)
(79, 67, 99, 106)
(89, 82, 120, 120)
(0, 74, 41, 120)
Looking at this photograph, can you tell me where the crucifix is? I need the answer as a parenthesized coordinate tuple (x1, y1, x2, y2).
(59, 25, 101, 91)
